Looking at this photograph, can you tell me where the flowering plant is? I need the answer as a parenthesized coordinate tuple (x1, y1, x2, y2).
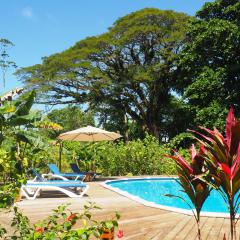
(0, 202, 122, 240)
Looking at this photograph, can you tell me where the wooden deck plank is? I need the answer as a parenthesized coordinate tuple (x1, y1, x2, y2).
(174, 216, 196, 239)
(197, 217, 216, 239)
(0, 180, 239, 239)
(160, 215, 192, 240)
(207, 217, 225, 240)
(184, 216, 209, 240)
(219, 218, 230, 239)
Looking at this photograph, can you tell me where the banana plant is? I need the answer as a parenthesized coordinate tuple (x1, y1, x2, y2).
(0, 90, 42, 207)
(0, 91, 41, 172)
(166, 144, 211, 240)
(191, 107, 240, 240)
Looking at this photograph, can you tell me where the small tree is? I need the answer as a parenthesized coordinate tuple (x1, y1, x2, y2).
(192, 107, 240, 240)
(0, 38, 16, 88)
(166, 144, 211, 240)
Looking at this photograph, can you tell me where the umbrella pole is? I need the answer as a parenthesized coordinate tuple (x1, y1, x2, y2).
(92, 142, 96, 173)
(59, 141, 63, 171)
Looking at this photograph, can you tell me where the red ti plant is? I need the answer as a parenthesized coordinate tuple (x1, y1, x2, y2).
(191, 107, 240, 240)
(166, 144, 211, 240)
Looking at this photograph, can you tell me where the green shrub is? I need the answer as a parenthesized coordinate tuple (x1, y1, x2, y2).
(167, 132, 194, 149)
(63, 135, 177, 176)
(0, 203, 121, 239)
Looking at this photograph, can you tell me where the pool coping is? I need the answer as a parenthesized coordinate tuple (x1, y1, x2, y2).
(101, 176, 235, 218)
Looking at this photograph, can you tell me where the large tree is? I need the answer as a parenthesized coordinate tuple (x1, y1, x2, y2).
(178, 0, 240, 131)
(47, 106, 94, 133)
(17, 8, 191, 140)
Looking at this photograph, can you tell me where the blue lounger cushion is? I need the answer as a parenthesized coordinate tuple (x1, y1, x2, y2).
(31, 169, 84, 183)
(48, 164, 85, 179)
(70, 163, 96, 180)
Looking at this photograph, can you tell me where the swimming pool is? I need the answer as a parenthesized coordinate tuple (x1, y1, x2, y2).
(103, 177, 235, 217)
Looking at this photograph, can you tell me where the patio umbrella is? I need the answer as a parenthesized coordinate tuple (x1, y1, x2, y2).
(57, 126, 122, 170)
(58, 125, 122, 142)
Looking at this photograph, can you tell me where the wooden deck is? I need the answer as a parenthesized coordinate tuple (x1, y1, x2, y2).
(0, 179, 239, 239)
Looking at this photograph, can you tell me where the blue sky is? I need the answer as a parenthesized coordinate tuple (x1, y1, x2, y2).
(0, 0, 210, 95)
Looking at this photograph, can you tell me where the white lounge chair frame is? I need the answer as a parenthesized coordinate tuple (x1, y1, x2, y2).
(32, 173, 71, 182)
(21, 183, 89, 200)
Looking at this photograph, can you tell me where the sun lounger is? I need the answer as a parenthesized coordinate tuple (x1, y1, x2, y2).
(30, 168, 82, 182)
(48, 163, 86, 181)
(70, 163, 96, 181)
(21, 181, 89, 200)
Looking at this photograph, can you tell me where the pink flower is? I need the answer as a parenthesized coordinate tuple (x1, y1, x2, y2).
(117, 229, 124, 238)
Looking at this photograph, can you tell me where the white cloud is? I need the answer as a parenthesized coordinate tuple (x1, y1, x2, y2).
(21, 7, 33, 19)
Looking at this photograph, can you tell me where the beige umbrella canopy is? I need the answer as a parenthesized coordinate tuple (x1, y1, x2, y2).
(58, 125, 122, 142)
(57, 126, 122, 171)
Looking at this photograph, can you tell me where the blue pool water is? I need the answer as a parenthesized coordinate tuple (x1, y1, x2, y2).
(106, 178, 232, 214)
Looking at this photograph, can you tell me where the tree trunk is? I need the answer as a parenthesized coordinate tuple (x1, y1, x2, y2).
(146, 121, 161, 141)
(124, 113, 129, 143)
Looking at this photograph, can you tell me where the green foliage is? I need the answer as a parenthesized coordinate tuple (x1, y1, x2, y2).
(0, 90, 52, 208)
(17, 8, 191, 141)
(0, 203, 121, 240)
(46, 106, 94, 138)
(178, 0, 240, 130)
(168, 132, 194, 149)
(63, 135, 176, 176)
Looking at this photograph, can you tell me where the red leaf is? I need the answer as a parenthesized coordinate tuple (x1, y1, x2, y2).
(219, 163, 231, 179)
(199, 126, 215, 136)
(226, 106, 235, 149)
(199, 144, 205, 155)
(231, 144, 240, 179)
(189, 129, 216, 144)
(213, 128, 225, 143)
(167, 153, 193, 175)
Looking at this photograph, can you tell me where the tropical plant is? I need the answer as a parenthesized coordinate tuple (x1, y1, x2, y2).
(0, 90, 51, 208)
(0, 91, 40, 170)
(166, 144, 211, 240)
(0, 203, 122, 240)
(192, 107, 240, 240)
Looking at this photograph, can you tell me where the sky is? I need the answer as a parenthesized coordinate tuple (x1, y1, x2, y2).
(0, 0, 211, 96)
